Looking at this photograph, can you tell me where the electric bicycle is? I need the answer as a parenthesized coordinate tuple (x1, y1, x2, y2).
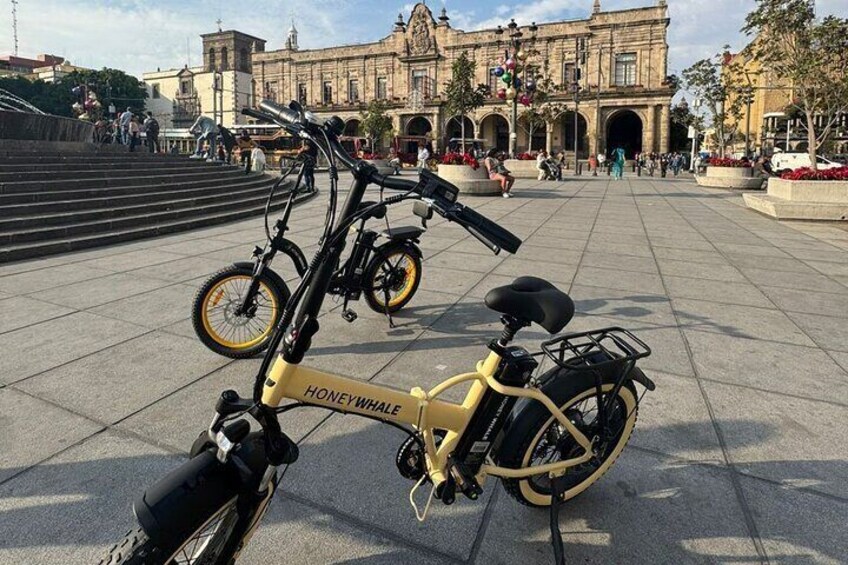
(101, 99, 656, 565)
(192, 137, 426, 358)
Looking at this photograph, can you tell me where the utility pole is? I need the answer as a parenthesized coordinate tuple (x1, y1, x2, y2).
(11, 0, 19, 56)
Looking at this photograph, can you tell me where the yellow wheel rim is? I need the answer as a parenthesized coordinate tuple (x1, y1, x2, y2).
(370, 251, 418, 309)
(518, 384, 637, 506)
(201, 275, 278, 350)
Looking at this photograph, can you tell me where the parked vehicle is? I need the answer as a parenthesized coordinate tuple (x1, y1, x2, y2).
(771, 151, 842, 173)
(103, 99, 656, 565)
(192, 139, 426, 358)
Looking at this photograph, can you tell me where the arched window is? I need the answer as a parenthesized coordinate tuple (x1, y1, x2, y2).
(208, 48, 216, 71)
(221, 47, 229, 71)
(240, 48, 249, 72)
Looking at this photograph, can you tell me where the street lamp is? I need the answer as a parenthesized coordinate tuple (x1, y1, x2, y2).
(491, 20, 538, 158)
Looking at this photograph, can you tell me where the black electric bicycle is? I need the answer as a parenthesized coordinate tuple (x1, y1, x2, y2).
(102, 100, 655, 565)
(192, 138, 426, 359)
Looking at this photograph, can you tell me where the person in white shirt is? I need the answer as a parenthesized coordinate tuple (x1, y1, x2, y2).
(416, 144, 430, 172)
(119, 107, 133, 145)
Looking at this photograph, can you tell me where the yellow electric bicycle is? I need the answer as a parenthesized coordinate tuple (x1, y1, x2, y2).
(101, 100, 655, 565)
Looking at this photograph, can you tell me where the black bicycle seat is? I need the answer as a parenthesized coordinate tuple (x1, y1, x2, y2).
(484, 276, 574, 334)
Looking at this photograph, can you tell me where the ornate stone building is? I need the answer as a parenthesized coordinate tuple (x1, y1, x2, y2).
(252, 1, 673, 157)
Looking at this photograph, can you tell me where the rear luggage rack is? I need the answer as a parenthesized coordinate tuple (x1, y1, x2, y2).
(540, 327, 651, 373)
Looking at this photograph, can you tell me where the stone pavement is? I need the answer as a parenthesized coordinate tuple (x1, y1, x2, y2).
(1, 173, 847, 564)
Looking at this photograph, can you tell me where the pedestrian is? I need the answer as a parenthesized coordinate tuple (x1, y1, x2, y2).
(298, 139, 318, 191)
(660, 154, 668, 178)
(119, 107, 133, 145)
(388, 148, 402, 175)
(169, 143, 180, 155)
(143, 112, 160, 153)
(189, 116, 217, 160)
(588, 154, 598, 176)
(236, 130, 256, 174)
(536, 150, 552, 180)
(597, 152, 606, 176)
(611, 147, 625, 180)
(483, 149, 515, 198)
(416, 143, 430, 172)
(127, 116, 140, 152)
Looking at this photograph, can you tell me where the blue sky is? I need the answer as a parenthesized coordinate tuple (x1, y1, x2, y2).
(2, 0, 847, 84)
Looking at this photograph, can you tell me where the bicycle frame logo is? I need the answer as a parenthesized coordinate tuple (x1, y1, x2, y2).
(301, 384, 403, 417)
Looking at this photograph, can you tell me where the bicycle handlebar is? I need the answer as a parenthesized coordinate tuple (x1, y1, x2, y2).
(258, 99, 302, 127)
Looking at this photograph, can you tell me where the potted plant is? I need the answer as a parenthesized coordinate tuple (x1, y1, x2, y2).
(437, 152, 500, 195)
(745, 166, 848, 220)
(696, 156, 763, 189)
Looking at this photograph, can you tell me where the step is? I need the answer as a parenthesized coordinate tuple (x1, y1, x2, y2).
(0, 172, 273, 206)
(0, 168, 248, 195)
(0, 176, 277, 217)
(0, 160, 215, 175)
(1, 180, 291, 245)
(0, 163, 230, 182)
(0, 180, 281, 232)
(0, 190, 318, 263)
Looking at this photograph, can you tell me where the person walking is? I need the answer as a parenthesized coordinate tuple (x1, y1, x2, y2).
(483, 149, 515, 198)
(298, 139, 318, 192)
(611, 147, 625, 180)
(588, 154, 598, 176)
(143, 112, 160, 153)
(416, 143, 430, 172)
(536, 150, 552, 180)
(597, 152, 606, 177)
(127, 116, 141, 152)
(119, 107, 133, 145)
(660, 154, 669, 178)
(236, 130, 256, 174)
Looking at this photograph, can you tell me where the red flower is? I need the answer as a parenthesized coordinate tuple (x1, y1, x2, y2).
(708, 157, 752, 168)
(362, 152, 383, 160)
(780, 166, 848, 181)
(516, 152, 536, 161)
(441, 152, 479, 170)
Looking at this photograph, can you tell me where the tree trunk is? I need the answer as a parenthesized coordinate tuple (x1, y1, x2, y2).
(528, 124, 534, 152)
(806, 111, 818, 172)
(460, 115, 466, 154)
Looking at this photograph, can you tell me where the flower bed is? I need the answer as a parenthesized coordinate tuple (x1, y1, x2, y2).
(516, 152, 537, 161)
(362, 152, 383, 160)
(780, 166, 848, 181)
(441, 152, 480, 170)
(707, 157, 752, 168)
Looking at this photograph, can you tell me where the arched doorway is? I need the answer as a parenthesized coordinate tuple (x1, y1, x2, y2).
(560, 112, 588, 157)
(606, 110, 643, 158)
(519, 116, 547, 153)
(479, 113, 509, 153)
(406, 116, 432, 136)
(445, 116, 474, 140)
(343, 119, 361, 137)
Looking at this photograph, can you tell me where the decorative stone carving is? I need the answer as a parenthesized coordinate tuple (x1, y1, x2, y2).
(408, 6, 434, 56)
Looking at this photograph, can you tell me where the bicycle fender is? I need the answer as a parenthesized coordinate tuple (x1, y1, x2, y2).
(133, 433, 268, 550)
(232, 261, 292, 296)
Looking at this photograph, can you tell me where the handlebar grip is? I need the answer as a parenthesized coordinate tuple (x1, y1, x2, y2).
(466, 225, 500, 254)
(450, 205, 522, 254)
(258, 99, 301, 126)
(370, 172, 419, 192)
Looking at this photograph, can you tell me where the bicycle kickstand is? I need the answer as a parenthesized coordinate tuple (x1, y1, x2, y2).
(549, 474, 568, 565)
(382, 286, 395, 329)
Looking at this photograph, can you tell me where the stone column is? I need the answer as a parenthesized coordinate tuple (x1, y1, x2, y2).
(659, 103, 670, 153)
(644, 106, 657, 154)
(546, 121, 554, 153)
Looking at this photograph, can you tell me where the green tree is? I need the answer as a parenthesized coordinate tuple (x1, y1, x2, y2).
(0, 75, 76, 116)
(359, 100, 394, 151)
(67, 68, 148, 113)
(443, 52, 486, 153)
(743, 0, 848, 170)
(519, 61, 564, 152)
(682, 53, 745, 157)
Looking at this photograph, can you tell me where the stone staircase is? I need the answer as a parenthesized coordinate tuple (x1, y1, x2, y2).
(0, 151, 302, 263)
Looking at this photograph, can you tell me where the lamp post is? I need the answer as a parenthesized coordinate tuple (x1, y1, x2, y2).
(690, 97, 702, 173)
(492, 19, 538, 158)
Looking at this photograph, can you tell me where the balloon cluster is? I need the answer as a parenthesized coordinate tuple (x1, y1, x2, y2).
(70, 86, 103, 122)
(491, 49, 537, 107)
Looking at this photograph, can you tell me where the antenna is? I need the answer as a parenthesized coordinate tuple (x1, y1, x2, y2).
(11, 0, 19, 56)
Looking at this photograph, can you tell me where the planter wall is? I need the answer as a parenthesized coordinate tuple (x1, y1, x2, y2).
(696, 166, 764, 190)
(436, 164, 501, 195)
(744, 178, 848, 221)
(504, 159, 539, 179)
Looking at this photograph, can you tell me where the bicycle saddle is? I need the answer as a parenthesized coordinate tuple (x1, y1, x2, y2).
(484, 276, 574, 334)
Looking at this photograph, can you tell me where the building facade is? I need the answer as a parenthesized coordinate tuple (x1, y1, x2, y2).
(252, 1, 674, 157)
(723, 44, 848, 157)
(143, 30, 265, 129)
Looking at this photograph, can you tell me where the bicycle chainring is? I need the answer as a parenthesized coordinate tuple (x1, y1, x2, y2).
(395, 430, 446, 481)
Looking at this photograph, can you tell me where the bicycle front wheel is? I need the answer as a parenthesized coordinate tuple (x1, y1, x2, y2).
(363, 243, 422, 314)
(192, 265, 286, 358)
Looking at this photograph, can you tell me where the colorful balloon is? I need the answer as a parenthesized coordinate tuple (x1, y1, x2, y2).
(514, 77, 522, 89)
(501, 71, 512, 84)
(505, 87, 516, 100)
(519, 94, 531, 106)
(525, 79, 536, 91)
(497, 88, 507, 100)
(517, 50, 527, 61)
(505, 58, 515, 70)
(493, 67, 504, 77)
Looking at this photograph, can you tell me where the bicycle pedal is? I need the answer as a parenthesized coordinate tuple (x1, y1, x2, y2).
(341, 309, 358, 323)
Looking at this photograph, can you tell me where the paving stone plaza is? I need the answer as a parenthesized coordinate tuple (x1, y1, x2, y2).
(1, 173, 847, 564)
